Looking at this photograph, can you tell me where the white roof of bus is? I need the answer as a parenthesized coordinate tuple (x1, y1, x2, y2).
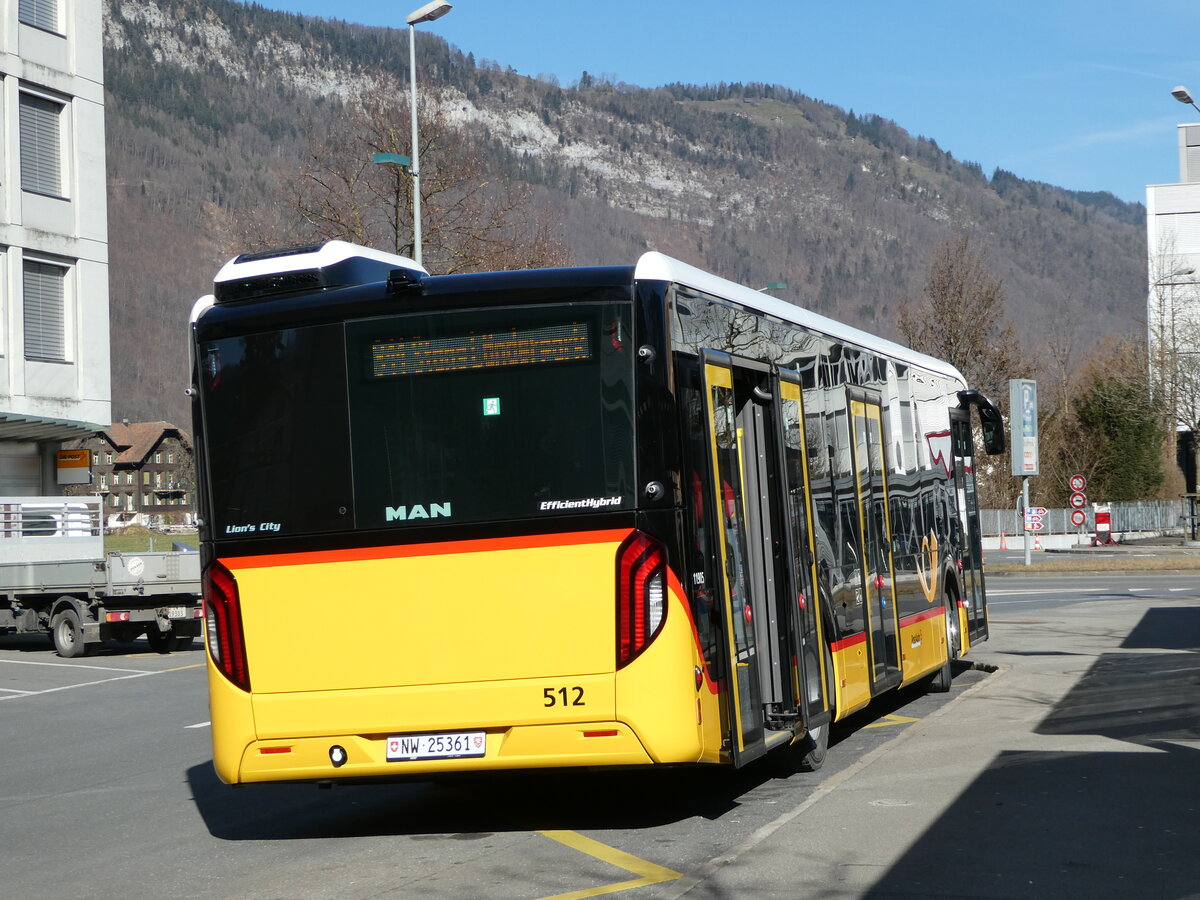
(634, 251, 967, 386)
(212, 240, 426, 284)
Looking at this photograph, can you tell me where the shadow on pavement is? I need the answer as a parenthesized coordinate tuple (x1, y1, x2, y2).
(187, 758, 781, 841)
(865, 605, 1200, 899)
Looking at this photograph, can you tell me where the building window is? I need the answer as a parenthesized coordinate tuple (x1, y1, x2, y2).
(167, 450, 175, 464)
(106, 452, 114, 465)
(125, 472, 133, 485)
(19, 92, 66, 197)
(23, 259, 67, 361)
(18, 0, 59, 33)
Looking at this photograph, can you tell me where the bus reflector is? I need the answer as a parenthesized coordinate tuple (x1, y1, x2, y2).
(204, 560, 251, 692)
(616, 531, 666, 669)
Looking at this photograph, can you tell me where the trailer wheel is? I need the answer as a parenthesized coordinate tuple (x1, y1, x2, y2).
(52, 609, 87, 659)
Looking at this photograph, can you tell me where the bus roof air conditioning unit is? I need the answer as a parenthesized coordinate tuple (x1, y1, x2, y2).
(212, 241, 427, 303)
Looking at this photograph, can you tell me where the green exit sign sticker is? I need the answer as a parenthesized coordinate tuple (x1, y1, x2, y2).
(483, 397, 501, 416)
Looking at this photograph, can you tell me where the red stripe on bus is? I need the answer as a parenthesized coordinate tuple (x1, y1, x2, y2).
(222, 528, 634, 570)
(900, 607, 944, 628)
(830, 631, 866, 653)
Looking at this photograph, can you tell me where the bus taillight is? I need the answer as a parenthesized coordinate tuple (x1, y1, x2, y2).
(616, 531, 667, 669)
(204, 561, 250, 692)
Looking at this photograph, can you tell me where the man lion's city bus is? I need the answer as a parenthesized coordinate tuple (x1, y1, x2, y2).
(189, 242, 1004, 785)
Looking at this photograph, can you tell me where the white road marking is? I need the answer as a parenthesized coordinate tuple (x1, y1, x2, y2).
(0, 660, 202, 701)
(987, 588, 1099, 596)
(0, 658, 146, 674)
(0, 669, 156, 700)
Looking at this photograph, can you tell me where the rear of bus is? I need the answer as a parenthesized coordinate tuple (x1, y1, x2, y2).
(191, 250, 708, 784)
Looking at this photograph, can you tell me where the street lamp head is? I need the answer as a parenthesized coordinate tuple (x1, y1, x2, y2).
(1172, 85, 1195, 106)
(406, 0, 452, 25)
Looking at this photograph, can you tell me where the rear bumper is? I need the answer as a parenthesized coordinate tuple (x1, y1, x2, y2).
(236, 721, 655, 782)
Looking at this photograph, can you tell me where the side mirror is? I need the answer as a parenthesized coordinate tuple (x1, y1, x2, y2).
(956, 390, 1006, 455)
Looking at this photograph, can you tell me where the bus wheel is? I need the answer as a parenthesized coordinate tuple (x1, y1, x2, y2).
(929, 590, 959, 693)
(52, 609, 87, 659)
(797, 640, 835, 771)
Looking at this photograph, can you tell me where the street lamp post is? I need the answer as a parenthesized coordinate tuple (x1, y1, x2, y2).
(1172, 85, 1200, 116)
(405, 0, 453, 268)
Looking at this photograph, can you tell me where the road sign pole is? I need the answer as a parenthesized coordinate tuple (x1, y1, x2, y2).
(1023, 477, 1032, 566)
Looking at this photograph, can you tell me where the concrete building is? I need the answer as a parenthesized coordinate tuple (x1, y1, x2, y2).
(0, 1, 109, 496)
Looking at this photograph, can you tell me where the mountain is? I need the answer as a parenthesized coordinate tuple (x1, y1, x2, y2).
(102, 0, 1147, 428)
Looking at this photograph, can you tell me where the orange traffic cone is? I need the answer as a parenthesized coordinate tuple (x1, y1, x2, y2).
(999, 531, 1008, 550)
(1034, 533, 1042, 551)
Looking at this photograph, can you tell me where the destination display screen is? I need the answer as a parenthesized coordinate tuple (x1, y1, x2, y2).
(369, 322, 592, 376)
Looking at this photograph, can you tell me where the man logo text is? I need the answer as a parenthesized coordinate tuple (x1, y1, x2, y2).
(385, 502, 452, 522)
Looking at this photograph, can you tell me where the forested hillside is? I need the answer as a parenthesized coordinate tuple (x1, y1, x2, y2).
(102, 0, 1147, 428)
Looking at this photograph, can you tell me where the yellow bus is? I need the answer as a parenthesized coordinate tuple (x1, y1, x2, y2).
(189, 242, 1004, 784)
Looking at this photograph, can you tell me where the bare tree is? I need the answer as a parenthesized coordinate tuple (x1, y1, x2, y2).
(282, 79, 569, 273)
(898, 234, 1023, 406)
(898, 234, 1025, 508)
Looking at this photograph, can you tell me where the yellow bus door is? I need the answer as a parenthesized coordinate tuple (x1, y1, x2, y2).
(849, 391, 903, 694)
(700, 352, 828, 764)
(777, 372, 832, 734)
(950, 409, 989, 644)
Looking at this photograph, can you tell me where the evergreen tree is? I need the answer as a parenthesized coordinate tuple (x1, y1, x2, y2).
(1073, 341, 1166, 501)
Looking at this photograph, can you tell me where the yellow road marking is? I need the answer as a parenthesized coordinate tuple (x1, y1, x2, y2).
(535, 830, 681, 900)
(865, 713, 919, 729)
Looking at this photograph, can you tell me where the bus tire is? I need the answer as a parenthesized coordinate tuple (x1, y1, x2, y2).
(52, 608, 87, 659)
(797, 639, 836, 771)
(929, 589, 959, 693)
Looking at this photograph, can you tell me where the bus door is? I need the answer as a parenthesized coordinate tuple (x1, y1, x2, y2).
(700, 351, 825, 764)
(848, 390, 902, 693)
(777, 371, 831, 734)
(950, 409, 988, 643)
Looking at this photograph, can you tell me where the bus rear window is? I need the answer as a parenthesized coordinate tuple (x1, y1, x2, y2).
(345, 303, 635, 529)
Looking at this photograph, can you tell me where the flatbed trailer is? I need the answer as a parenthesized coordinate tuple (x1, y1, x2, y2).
(0, 497, 201, 657)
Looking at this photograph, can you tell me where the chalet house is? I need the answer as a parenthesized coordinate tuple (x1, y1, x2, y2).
(68, 421, 195, 529)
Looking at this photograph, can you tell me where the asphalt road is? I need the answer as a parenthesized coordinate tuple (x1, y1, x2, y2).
(986, 572, 1200, 613)
(1, 573, 1193, 899)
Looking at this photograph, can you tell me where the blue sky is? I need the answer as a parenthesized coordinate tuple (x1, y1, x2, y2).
(249, 0, 1200, 204)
